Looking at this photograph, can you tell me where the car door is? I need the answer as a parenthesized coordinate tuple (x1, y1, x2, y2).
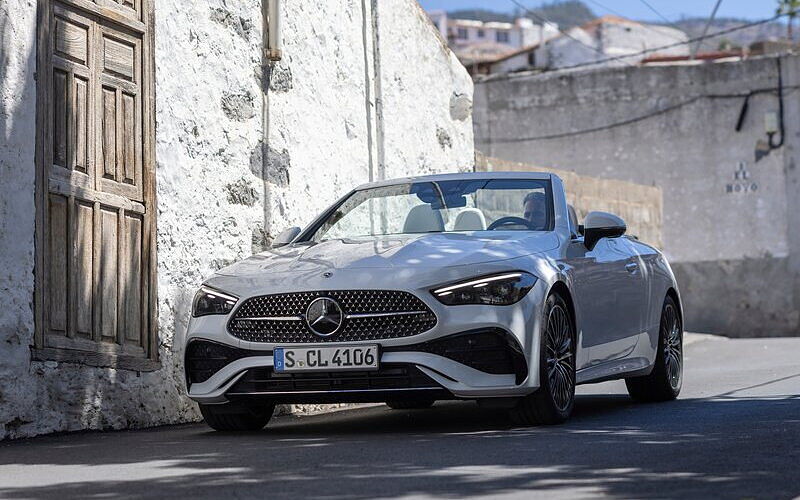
(616, 237, 649, 337)
(566, 237, 622, 347)
(566, 235, 641, 365)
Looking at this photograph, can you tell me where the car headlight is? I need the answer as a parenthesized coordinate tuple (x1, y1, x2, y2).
(192, 286, 238, 317)
(431, 272, 537, 306)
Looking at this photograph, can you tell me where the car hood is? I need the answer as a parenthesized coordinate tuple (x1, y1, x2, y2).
(206, 232, 558, 296)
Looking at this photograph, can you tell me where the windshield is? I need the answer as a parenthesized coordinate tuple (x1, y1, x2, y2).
(308, 178, 553, 242)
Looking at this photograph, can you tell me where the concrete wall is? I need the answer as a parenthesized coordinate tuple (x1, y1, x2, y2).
(476, 154, 663, 248)
(474, 56, 800, 337)
(0, 0, 473, 440)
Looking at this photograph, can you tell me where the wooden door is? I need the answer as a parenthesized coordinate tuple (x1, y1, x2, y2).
(35, 0, 156, 369)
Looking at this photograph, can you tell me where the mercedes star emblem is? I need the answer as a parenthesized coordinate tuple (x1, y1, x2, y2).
(305, 297, 343, 336)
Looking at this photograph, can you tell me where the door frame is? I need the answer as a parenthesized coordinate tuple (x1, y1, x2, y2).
(33, 0, 159, 371)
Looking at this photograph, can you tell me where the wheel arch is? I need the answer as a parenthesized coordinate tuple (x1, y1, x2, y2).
(665, 287, 683, 327)
(548, 280, 577, 335)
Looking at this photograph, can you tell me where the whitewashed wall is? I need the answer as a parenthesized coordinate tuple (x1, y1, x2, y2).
(0, 0, 473, 440)
(0, 0, 39, 440)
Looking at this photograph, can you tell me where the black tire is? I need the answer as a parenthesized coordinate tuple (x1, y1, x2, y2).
(199, 402, 275, 431)
(510, 293, 576, 426)
(626, 295, 683, 402)
(386, 399, 436, 410)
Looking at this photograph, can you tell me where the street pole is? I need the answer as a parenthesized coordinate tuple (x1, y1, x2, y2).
(691, 0, 723, 60)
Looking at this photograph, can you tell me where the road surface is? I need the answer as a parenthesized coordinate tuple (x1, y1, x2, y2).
(1, 336, 798, 499)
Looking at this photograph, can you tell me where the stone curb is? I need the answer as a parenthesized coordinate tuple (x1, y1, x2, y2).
(684, 332, 728, 346)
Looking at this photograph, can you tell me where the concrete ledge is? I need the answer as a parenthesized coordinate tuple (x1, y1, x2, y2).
(684, 332, 728, 346)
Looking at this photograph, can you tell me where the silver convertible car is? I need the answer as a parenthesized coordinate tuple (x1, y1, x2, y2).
(185, 172, 683, 431)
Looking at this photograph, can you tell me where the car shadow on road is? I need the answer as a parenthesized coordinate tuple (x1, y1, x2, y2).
(1, 392, 798, 499)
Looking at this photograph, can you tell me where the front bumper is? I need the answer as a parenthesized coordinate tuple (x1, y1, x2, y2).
(184, 280, 547, 404)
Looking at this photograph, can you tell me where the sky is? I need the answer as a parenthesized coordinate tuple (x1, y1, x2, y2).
(417, 0, 782, 23)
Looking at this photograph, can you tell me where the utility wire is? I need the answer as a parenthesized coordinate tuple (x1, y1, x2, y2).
(480, 12, 787, 75)
(483, 86, 799, 144)
(508, 0, 636, 66)
(637, 0, 683, 32)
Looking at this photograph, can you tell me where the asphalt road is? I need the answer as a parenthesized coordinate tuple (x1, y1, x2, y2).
(1, 336, 798, 500)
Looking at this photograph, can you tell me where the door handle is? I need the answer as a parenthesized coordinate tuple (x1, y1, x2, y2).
(625, 262, 639, 273)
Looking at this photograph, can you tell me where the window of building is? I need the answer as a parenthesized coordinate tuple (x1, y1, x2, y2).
(528, 52, 537, 67)
(477, 29, 485, 38)
(496, 31, 510, 43)
(457, 27, 468, 39)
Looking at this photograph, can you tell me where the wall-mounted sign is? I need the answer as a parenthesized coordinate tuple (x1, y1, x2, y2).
(726, 161, 758, 194)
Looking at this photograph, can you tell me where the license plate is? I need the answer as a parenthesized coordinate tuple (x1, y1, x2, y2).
(274, 345, 379, 373)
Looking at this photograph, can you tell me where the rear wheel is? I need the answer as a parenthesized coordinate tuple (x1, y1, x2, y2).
(625, 295, 683, 402)
(510, 293, 575, 426)
(199, 402, 275, 431)
(386, 399, 436, 410)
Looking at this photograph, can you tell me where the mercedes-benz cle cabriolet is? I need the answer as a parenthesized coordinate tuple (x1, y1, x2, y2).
(185, 172, 683, 431)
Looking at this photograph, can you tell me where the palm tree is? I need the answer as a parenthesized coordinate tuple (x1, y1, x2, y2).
(777, 0, 800, 40)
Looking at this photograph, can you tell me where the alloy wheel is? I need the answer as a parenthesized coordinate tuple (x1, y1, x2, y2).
(545, 304, 574, 412)
(662, 303, 683, 390)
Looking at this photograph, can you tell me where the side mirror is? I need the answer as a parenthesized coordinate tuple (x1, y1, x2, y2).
(583, 211, 626, 251)
(272, 227, 301, 248)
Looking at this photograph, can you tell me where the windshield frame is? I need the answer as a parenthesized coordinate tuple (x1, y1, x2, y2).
(295, 177, 556, 243)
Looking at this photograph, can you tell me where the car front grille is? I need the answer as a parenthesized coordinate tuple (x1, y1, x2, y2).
(227, 290, 437, 343)
(227, 364, 441, 394)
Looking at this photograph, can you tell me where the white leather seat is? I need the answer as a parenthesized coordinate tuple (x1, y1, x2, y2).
(453, 208, 487, 231)
(403, 204, 445, 233)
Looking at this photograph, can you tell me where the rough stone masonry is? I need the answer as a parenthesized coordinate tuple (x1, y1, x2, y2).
(0, 0, 473, 439)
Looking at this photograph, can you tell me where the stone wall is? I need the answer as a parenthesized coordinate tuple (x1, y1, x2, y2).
(0, 0, 473, 440)
(473, 55, 800, 337)
(475, 154, 663, 248)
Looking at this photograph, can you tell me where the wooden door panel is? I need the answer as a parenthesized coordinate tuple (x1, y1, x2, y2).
(47, 194, 70, 336)
(51, 5, 94, 190)
(38, 0, 153, 364)
(122, 212, 143, 346)
(100, 86, 117, 180)
(52, 69, 69, 168)
(73, 76, 90, 174)
(98, 206, 118, 342)
(53, 8, 90, 65)
(95, 0, 141, 23)
(97, 26, 142, 201)
(102, 35, 135, 80)
(73, 200, 95, 339)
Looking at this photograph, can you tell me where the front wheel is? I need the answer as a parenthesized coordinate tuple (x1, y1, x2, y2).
(199, 402, 275, 431)
(510, 293, 575, 426)
(625, 295, 683, 402)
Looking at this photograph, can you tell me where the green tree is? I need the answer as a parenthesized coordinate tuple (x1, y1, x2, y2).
(777, 0, 800, 40)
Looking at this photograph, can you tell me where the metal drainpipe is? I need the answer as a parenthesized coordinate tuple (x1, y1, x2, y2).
(370, 0, 386, 182)
(260, 0, 282, 249)
(267, 0, 283, 61)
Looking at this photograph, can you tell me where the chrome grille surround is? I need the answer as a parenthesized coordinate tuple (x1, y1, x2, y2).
(227, 290, 438, 343)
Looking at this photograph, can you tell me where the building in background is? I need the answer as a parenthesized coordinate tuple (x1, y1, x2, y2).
(427, 10, 559, 71)
(474, 15, 689, 75)
(0, 0, 473, 440)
